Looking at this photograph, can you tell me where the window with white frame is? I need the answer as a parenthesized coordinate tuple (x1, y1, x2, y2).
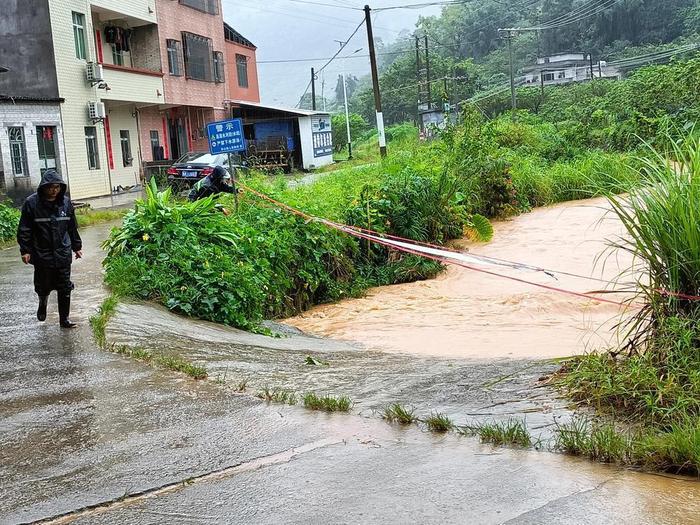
(84, 126, 100, 170)
(72, 12, 87, 60)
(112, 45, 124, 66)
(9, 127, 28, 177)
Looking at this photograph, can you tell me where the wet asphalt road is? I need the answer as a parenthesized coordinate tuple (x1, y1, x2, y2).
(2, 224, 700, 524)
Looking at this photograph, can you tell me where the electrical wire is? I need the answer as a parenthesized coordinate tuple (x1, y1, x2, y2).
(294, 18, 366, 107)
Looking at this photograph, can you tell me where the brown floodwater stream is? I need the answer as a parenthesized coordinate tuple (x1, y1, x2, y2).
(286, 197, 636, 359)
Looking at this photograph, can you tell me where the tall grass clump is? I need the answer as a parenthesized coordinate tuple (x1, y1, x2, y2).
(561, 132, 700, 474)
(460, 419, 534, 448)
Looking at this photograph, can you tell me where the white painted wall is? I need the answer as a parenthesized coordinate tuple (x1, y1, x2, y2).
(298, 115, 334, 170)
(0, 103, 68, 192)
(91, 0, 157, 25)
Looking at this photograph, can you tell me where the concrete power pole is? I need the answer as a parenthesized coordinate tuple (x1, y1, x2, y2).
(425, 35, 431, 109)
(342, 73, 353, 159)
(364, 4, 387, 158)
(311, 67, 317, 111)
(334, 40, 354, 160)
(498, 28, 518, 119)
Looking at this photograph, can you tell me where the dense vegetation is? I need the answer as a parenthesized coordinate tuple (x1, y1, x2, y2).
(560, 134, 700, 475)
(331, 0, 700, 124)
(0, 202, 20, 243)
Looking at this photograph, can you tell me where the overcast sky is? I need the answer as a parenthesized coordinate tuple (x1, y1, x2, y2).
(220, 1, 442, 106)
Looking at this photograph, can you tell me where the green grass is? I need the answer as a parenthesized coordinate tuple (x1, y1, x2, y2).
(459, 419, 534, 448)
(302, 393, 352, 412)
(382, 403, 418, 425)
(559, 133, 700, 475)
(155, 354, 208, 380)
(424, 412, 454, 433)
(256, 387, 297, 405)
(75, 208, 128, 227)
(89, 296, 119, 348)
(111, 345, 208, 380)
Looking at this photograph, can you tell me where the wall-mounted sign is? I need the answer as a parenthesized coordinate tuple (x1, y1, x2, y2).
(311, 115, 333, 157)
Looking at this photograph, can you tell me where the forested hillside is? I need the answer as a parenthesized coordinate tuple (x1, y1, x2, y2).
(340, 0, 700, 124)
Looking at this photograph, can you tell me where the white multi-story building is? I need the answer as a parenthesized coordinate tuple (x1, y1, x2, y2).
(0, 0, 165, 199)
(522, 53, 621, 87)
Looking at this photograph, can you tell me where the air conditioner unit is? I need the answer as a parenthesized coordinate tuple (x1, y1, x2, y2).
(88, 101, 107, 120)
(86, 62, 105, 83)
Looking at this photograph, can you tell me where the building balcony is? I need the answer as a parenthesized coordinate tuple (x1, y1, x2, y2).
(91, 1, 157, 27)
(100, 65, 164, 104)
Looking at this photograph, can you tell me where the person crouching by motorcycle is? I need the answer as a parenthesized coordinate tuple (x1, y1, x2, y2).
(188, 166, 237, 202)
(17, 169, 83, 328)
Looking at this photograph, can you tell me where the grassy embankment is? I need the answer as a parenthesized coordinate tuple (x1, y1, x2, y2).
(556, 134, 700, 476)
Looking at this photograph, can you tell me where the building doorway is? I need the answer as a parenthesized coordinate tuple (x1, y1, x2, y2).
(36, 126, 58, 175)
(168, 117, 188, 160)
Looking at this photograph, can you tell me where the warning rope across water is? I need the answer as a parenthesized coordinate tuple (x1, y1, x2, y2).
(235, 182, 661, 310)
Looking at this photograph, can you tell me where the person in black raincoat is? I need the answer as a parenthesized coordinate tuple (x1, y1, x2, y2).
(17, 169, 83, 328)
(187, 166, 236, 202)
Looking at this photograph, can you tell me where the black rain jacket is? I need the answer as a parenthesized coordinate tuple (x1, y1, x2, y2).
(188, 174, 236, 202)
(17, 170, 82, 268)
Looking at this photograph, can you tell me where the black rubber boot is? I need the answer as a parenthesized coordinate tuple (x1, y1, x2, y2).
(37, 295, 49, 322)
(58, 293, 77, 329)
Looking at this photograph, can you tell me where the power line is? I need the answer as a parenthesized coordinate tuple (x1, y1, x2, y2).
(295, 18, 366, 107)
(282, 0, 360, 9)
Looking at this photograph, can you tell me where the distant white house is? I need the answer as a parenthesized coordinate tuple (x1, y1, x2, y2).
(523, 53, 621, 87)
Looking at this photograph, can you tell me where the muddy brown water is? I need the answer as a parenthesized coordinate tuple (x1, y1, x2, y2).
(105, 197, 638, 437)
(286, 197, 637, 360)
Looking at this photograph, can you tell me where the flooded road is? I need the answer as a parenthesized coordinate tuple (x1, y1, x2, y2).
(3, 202, 700, 524)
(287, 197, 635, 359)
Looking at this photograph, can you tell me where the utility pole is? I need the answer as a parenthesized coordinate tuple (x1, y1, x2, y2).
(364, 4, 386, 158)
(335, 40, 354, 160)
(540, 68, 545, 95)
(342, 73, 352, 159)
(498, 28, 519, 119)
(311, 67, 316, 110)
(425, 35, 431, 108)
(415, 36, 421, 106)
(589, 53, 594, 80)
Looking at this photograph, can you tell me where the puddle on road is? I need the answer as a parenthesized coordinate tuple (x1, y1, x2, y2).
(286, 197, 636, 360)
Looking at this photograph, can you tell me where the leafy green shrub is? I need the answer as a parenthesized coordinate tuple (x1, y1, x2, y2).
(332, 113, 369, 152)
(104, 182, 362, 332)
(0, 201, 20, 242)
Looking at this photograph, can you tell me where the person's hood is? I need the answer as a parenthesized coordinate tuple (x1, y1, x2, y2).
(37, 169, 67, 202)
(211, 166, 230, 180)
